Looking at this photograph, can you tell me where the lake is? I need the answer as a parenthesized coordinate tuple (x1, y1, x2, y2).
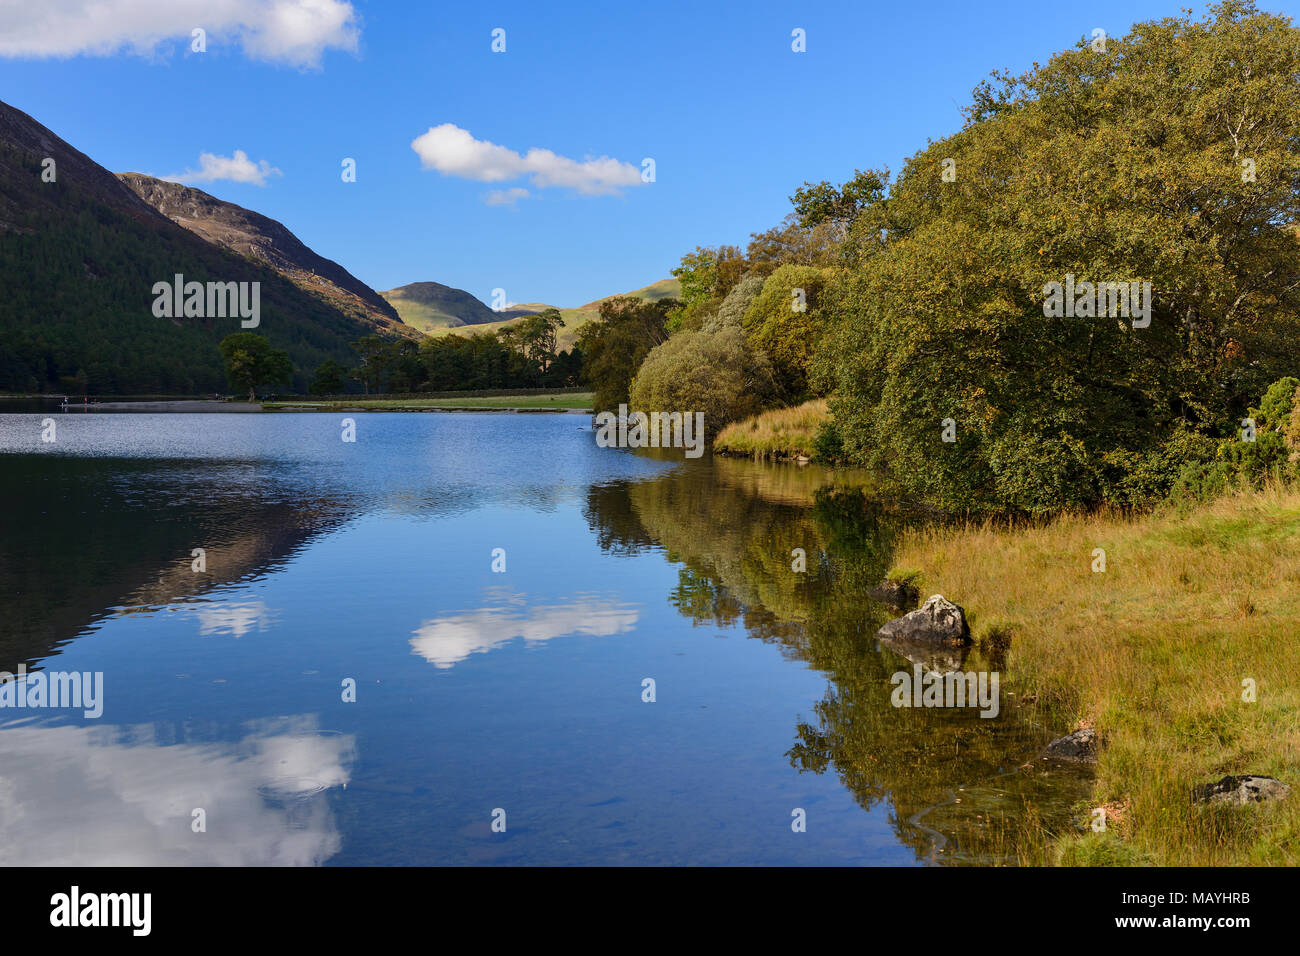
(0, 410, 1089, 865)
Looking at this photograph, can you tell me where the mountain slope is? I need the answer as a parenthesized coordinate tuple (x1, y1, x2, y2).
(0, 97, 407, 395)
(383, 277, 680, 348)
(381, 281, 499, 331)
(118, 173, 411, 340)
(380, 280, 537, 333)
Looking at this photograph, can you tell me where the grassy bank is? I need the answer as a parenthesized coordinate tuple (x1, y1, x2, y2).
(264, 392, 594, 412)
(714, 399, 828, 459)
(889, 483, 1300, 865)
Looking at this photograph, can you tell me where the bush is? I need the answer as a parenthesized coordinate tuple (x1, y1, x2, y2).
(741, 263, 833, 398)
(705, 274, 765, 332)
(628, 327, 778, 439)
(1169, 378, 1300, 501)
(811, 416, 847, 463)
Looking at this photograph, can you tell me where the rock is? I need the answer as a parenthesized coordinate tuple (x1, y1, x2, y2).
(1193, 775, 1291, 806)
(876, 594, 970, 647)
(876, 633, 968, 674)
(1042, 728, 1098, 764)
(867, 578, 919, 609)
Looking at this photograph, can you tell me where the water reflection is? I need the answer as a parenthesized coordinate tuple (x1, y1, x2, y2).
(0, 715, 354, 866)
(194, 599, 276, 638)
(410, 589, 641, 669)
(583, 457, 1092, 864)
(0, 412, 1089, 865)
(0, 454, 354, 670)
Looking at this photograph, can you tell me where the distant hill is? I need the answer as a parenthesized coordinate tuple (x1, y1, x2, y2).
(382, 277, 680, 349)
(380, 280, 537, 333)
(119, 173, 412, 340)
(0, 97, 409, 395)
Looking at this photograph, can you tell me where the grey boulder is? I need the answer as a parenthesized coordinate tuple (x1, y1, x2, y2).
(1042, 728, 1098, 764)
(1193, 775, 1291, 806)
(876, 594, 971, 648)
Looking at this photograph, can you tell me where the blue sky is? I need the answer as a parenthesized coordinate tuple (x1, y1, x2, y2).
(2, 0, 1296, 307)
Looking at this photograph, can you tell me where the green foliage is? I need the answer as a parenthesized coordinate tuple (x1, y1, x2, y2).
(218, 333, 292, 401)
(668, 295, 723, 334)
(309, 359, 348, 395)
(812, 1, 1300, 512)
(576, 296, 675, 412)
(706, 275, 765, 332)
(1255, 376, 1300, 431)
(627, 327, 778, 438)
(341, 318, 582, 395)
(669, 245, 746, 313)
(741, 264, 834, 398)
(498, 307, 566, 373)
(349, 335, 391, 394)
(745, 213, 845, 274)
(790, 168, 889, 229)
(1283, 383, 1300, 458)
(1171, 378, 1300, 499)
(811, 416, 847, 464)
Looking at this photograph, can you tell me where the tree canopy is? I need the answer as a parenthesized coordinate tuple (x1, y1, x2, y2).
(218, 333, 293, 402)
(809, 0, 1300, 511)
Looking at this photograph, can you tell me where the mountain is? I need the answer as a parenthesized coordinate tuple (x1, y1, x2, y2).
(381, 277, 681, 348)
(0, 97, 409, 395)
(380, 280, 540, 333)
(118, 173, 411, 339)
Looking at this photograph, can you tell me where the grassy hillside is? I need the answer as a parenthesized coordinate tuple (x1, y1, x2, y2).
(890, 483, 1300, 865)
(392, 277, 681, 349)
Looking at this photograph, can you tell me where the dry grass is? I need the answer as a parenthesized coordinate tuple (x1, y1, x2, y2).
(891, 481, 1300, 865)
(713, 399, 828, 460)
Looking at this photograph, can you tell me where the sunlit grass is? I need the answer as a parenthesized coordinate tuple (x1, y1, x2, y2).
(891, 480, 1300, 865)
(714, 399, 828, 459)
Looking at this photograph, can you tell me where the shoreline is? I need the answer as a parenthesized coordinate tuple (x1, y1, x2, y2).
(262, 403, 592, 413)
(889, 482, 1300, 865)
(65, 400, 262, 413)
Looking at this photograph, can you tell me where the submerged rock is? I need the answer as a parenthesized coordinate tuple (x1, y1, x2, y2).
(876, 594, 971, 647)
(867, 578, 919, 609)
(1042, 728, 1098, 764)
(1193, 775, 1291, 806)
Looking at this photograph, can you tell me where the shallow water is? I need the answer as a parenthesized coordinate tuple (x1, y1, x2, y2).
(0, 411, 1089, 865)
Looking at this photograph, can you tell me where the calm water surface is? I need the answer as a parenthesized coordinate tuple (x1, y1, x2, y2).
(0, 411, 1088, 865)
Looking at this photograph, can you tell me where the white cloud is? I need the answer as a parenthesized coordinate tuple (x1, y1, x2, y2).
(0, 0, 360, 67)
(0, 715, 354, 865)
(410, 591, 640, 669)
(411, 124, 645, 197)
(484, 187, 530, 207)
(193, 598, 275, 636)
(166, 149, 282, 186)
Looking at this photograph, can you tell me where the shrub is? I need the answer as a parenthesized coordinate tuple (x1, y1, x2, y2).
(705, 274, 765, 332)
(628, 327, 778, 439)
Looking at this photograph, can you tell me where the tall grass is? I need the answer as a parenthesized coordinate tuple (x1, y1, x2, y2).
(891, 480, 1300, 865)
(714, 399, 828, 459)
